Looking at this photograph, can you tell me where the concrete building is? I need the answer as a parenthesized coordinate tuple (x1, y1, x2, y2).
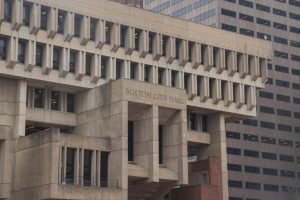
(0, 0, 271, 200)
(110, 0, 143, 8)
(143, 0, 300, 200)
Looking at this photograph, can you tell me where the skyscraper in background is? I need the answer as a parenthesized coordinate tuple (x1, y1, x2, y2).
(141, 0, 300, 200)
(111, 0, 143, 7)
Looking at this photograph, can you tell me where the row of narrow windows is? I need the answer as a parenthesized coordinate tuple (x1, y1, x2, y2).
(1, 0, 267, 75)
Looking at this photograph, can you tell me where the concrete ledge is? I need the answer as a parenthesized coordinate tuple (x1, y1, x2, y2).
(159, 167, 178, 181)
(26, 108, 76, 126)
(128, 163, 149, 178)
(187, 131, 210, 145)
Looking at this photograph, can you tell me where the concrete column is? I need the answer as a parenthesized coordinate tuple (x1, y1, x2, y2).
(125, 27, 134, 55)
(80, 16, 90, 45)
(14, 80, 27, 137)
(198, 114, 228, 200)
(7, 36, 18, 68)
(25, 40, 36, 71)
(91, 54, 101, 83)
(191, 43, 201, 69)
(47, 7, 57, 38)
(12, 0, 23, 30)
(59, 47, 70, 77)
(42, 43, 53, 74)
(163, 109, 188, 185)
(64, 11, 74, 42)
(29, 3, 40, 34)
(96, 19, 105, 49)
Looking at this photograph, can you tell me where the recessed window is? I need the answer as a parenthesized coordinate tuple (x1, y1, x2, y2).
(263, 168, 278, 176)
(40, 6, 49, 30)
(36, 43, 44, 67)
(69, 50, 77, 73)
(120, 25, 127, 48)
(276, 94, 290, 102)
(279, 139, 293, 147)
(134, 28, 142, 51)
(34, 88, 44, 108)
(227, 147, 241, 155)
(222, 23, 237, 32)
(226, 131, 240, 139)
(264, 184, 279, 192)
(293, 82, 300, 90)
(292, 68, 300, 76)
(83, 150, 92, 186)
(53, 47, 61, 70)
(4, 0, 12, 22)
(18, 40, 26, 64)
(262, 152, 277, 160)
(256, 3, 270, 12)
(260, 121, 275, 129)
(277, 109, 291, 117)
(260, 106, 274, 114)
(289, 12, 300, 21)
(100, 152, 109, 187)
(261, 136, 276, 145)
(278, 124, 292, 132)
(58, 10, 67, 34)
(239, 13, 253, 22)
(144, 65, 151, 82)
(291, 54, 300, 62)
(130, 62, 138, 80)
(244, 149, 259, 158)
(246, 182, 261, 190)
(273, 8, 287, 17)
(67, 93, 75, 113)
(228, 163, 242, 171)
(240, 28, 254, 36)
(50, 91, 60, 111)
(0, 36, 7, 60)
(242, 119, 258, 127)
(276, 79, 290, 88)
(290, 40, 300, 48)
(74, 14, 83, 38)
(85, 53, 93, 76)
(228, 180, 243, 188)
(275, 65, 289, 73)
(245, 166, 260, 174)
(259, 91, 273, 99)
(239, 0, 253, 8)
(101, 56, 109, 79)
(149, 32, 155, 54)
(66, 148, 76, 184)
(221, 8, 236, 18)
(274, 36, 288, 45)
(257, 32, 271, 41)
(244, 134, 259, 142)
(90, 18, 98, 41)
(158, 67, 166, 85)
(256, 18, 271, 26)
(171, 70, 178, 88)
(23, 2, 31, 26)
(280, 154, 294, 162)
(105, 22, 113, 44)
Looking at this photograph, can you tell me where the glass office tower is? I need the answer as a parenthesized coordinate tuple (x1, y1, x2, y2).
(142, 0, 300, 200)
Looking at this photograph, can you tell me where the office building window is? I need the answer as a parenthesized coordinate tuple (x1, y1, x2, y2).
(277, 94, 290, 102)
(0, 36, 7, 60)
(116, 59, 123, 79)
(274, 51, 288, 59)
(221, 23, 237, 32)
(242, 119, 258, 126)
(278, 124, 292, 132)
(100, 152, 109, 187)
(259, 91, 273, 99)
(244, 150, 259, 158)
(294, 97, 300, 104)
(296, 142, 300, 148)
(239, 0, 253, 8)
(293, 82, 300, 90)
(149, 32, 155, 54)
(245, 166, 260, 174)
(53, 47, 61, 70)
(256, 18, 270, 26)
(105, 22, 113, 44)
(40, 6, 49, 30)
(23, 2, 31, 26)
(228, 164, 242, 171)
(289, 12, 300, 21)
(171, 70, 178, 88)
(18, 40, 26, 64)
(227, 147, 241, 155)
(276, 79, 290, 88)
(257, 32, 271, 41)
(4, 0, 12, 22)
(291, 40, 300, 48)
(120, 25, 127, 48)
(279, 139, 293, 147)
(130, 62, 138, 80)
(74, 14, 82, 38)
(273, 8, 287, 16)
(246, 182, 261, 190)
(83, 150, 92, 186)
(162, 35, 168, 57)
(221, 9, 236, 18)
(244, 134, 259, 142)
(291, 54, 300, 62)
(66, 148, 75, 184)
(158, 67, 165, 85)
(273, 22, 287, 30)
(69, 50, 77, 73)
(263, 168, 278, 176)
(57, 10, 66, 34)
(261, 136, 276, 145)
(280, 154, 294, 162)
(275, 65, 289, 73)
(36, 43, 44, 67)
(226, 131, 240, 139)
(34, 88, 44, 108)
(292, 68, 300, 76)
(264, 184, 279, 192)
(50, 91, 60, 111)
(260, 121, 275, 129)
(134, 29, 142, 50)
(274, 36, 288, 45)
(85, 53, 93, 76)
(67, 93, 75, 113)
(101, 56, 108, 79)
(290, 26, 300, 34)
(256, 3, 270, 12)
(228, 180, 243, 188)
(128, 121, 134, 162)
(260, 106, 274, 114)
(90, 18, 98, 41)
(239, 13, 253, 22)
(240, 28, 254, 36)
(295, 126, 300, 133)
(262, 152, 277, 160)
(294, 112, 300, 119)
(277, 109, 291, 117)
(289, 0, 300, 7)
(281, 170, 295, 178)
(144, 65, 151, 82)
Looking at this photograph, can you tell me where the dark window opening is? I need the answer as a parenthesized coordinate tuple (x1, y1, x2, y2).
(85, 53, 92, 76)
(67, 93, 75, 113)
(120, 25, 127, 48)
(58, 10, 66, 34)
(159, 125, 163, 165)
(134, 29, 142, 51)
(66, 148, 75, 184)
(116, 59, 123, 79)
(34, 88, 44, 108)
(90, 18, 98, 41)
(74, 14, 82, 38)
(100, 152, 109, 187)
(23, 2, 31, 26)
(130, 62, 138, 80)
(83, 150, 92, 186)
(36, 43, 44, 67)
(0, 37, 7, 60)
(128, 121, 134, 162)
(4, 0, 12, 22)
(69, 50, 77, 73)
(50, 91, 60, 111)
(18, 40, 26, 64)
(101, 56, 108, 79)
(40, 6, 49, 30)
(144, 65, 151, 82)
(105, 22, 113, 44)
(53, 47, 61, 70)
